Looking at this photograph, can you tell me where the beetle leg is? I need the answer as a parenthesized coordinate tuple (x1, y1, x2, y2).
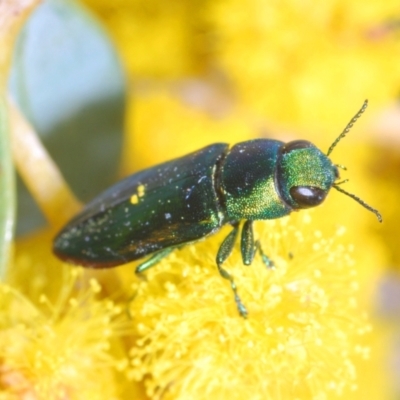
(135, 247, 175, 275)
(241, 220, 274, 268)
(241, 220, 255, 265)
(216, 222, 248, 318)
(254, 240, 274, 268)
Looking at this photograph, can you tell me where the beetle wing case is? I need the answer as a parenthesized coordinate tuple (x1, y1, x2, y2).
(54, 144, 228, 268)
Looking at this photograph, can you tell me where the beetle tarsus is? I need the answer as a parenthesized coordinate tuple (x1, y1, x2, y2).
(217, 260, 248, 318)
(235, 293, 248, 318)
(255, 240, 275, 269)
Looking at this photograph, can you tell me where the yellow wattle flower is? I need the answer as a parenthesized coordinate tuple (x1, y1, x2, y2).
(127, 212, 370, 399)
(0, 266, 135, 400)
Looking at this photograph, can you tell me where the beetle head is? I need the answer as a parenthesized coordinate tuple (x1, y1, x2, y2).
(276, 100, 382, 222)
(277, 140, 337, 210)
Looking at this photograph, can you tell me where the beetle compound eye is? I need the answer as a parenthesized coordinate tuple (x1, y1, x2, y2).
(290, 186, 327, 208)
(333, 165, 340, 180)
(281, 140, 314, 154)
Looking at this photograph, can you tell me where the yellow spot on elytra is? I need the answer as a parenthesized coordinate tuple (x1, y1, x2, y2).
(130, 184, 146, 204)
(138, 184, 145, 197)
(130, 194, 139, 204)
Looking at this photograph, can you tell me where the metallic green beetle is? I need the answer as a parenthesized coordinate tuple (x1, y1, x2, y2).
(53, 100, 381, 317)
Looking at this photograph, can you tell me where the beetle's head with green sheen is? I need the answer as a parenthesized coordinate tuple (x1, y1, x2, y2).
(274, 99, 382, 223)
(277, 140, 339, 210)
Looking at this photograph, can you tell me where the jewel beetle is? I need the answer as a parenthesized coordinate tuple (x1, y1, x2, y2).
(53, 100, 382, 317)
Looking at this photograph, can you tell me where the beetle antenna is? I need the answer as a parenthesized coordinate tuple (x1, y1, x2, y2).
(332, 184, 382, 222)
(335, 164, 347, 171)
(335, 179, 349, 185)
(327, 100, 368, 156)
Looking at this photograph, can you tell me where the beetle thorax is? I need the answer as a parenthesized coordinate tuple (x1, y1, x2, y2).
(219, 139, 292, 221)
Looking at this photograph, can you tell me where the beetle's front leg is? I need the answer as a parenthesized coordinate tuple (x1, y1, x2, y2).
(241, 220, 255, 265)
(254, 240, 274, 268)
(241, 220, 274, 268)
(216, 222, 248, 318)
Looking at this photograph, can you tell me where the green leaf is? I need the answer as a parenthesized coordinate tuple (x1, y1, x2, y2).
(0, 98, 15, 279)
(9, 0, 126, 234)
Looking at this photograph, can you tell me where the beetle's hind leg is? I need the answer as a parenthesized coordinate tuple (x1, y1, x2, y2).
(135, 247, 175, 276)
(216, 222, 248, 318)
(127, 248, 175, 319)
